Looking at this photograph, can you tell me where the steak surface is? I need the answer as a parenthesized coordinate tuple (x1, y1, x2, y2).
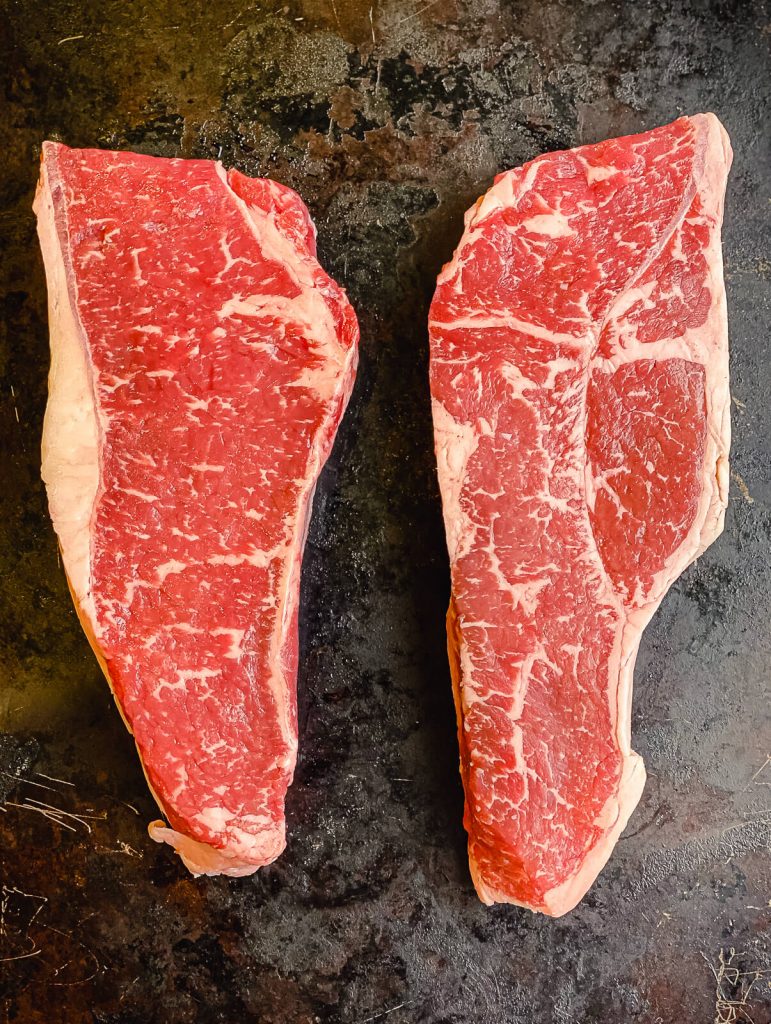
(35, 142, 359, 875)
(429, 114, 731, 915)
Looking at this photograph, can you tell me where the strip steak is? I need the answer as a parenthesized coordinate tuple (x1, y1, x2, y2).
(429, 114, 731, 915)
(35, 142, 359, 876)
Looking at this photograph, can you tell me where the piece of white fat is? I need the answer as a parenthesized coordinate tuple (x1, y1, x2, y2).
(35, 157, 100, 628)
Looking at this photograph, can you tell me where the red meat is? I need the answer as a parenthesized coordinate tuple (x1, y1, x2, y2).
(429, 114, 731, 915)
(35, 142, 358, 875)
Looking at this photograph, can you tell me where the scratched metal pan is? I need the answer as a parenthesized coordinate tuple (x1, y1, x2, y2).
(1, 1, 769, 1022)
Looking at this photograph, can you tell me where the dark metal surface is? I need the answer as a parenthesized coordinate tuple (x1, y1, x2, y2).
(1, 1, 770, 1021)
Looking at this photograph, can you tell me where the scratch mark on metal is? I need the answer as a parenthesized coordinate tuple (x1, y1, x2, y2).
(358, 1002, 406, 1024)
(731, 470, 754, 504)
(744, 753, 771, 790)
(36, 772, 75, 787)
(393, 0, 442, 26)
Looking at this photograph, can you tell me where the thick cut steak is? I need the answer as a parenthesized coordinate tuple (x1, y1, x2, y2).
(429, 114, 731, 915)
(35, 142, 358, 875)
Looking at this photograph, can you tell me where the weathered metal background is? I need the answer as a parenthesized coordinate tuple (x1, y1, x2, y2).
(1, 1, 770, 1021)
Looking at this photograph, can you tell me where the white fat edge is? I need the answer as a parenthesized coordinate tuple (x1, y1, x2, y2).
(467, 848, 497, 907)
(148, 819, 285, 876)
(693, 111, 732, 544)
(466, 172, 512, 227)
(35, 149, 102, 631)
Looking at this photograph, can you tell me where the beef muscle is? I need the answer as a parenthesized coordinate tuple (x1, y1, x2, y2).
(429, 114, 731, 914)
(35, 142, 359, 875)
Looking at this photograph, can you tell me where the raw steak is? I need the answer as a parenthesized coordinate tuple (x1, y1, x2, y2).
(35, 142, 358, 875)
(429, 114, 731, 915)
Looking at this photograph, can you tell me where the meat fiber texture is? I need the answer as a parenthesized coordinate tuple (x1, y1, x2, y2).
(429, 114, 731, 916)
(35, 142, 359, 876)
